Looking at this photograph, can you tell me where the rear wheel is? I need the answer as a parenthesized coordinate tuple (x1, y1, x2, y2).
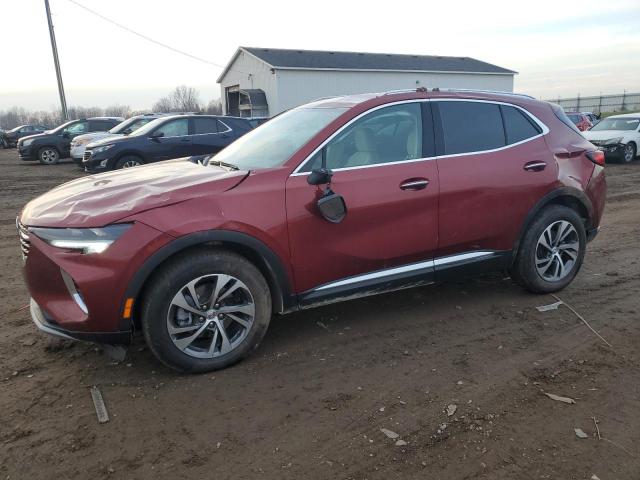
(141, 249, 272, 372)
(38, 147, 60, 165)
(115, 155, 144, 169)
(622, 143, 636, 163)
(511, 205, 586, 293)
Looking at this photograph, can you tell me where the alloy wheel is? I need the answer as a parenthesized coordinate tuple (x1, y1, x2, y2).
(40, 148, 58, 164)
(624, 144, 634, 162)
(166, 274, 255, 359)
(535, 220, 579, 282)
(122, 160, 141, 168)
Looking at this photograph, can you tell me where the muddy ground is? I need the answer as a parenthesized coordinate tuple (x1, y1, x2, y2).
(0, 149, 639, 480)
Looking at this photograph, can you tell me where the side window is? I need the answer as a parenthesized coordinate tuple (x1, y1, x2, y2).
(23, 126, 33, 132)
(89, 121, 111, 132)
(437, 101, 505, 155)
(501, 105, 542, 144)
(65, 121, 89, 135)
(193, 118, 219, 134)
(306, 103, 423, 171)
(155, 118, 188, 137)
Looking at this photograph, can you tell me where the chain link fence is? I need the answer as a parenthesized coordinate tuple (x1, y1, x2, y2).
(544, 92, 640, 115)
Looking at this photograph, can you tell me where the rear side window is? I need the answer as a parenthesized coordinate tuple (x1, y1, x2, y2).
(500, 105, 542, 144)
(437, 101, 505, 155)
(193, 118, 219, 134)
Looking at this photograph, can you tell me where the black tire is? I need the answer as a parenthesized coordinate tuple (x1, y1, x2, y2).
(622, 142, 636, 163)
(141, 249, 272, 373)
(1, 138, 8, 149)
(38, 146, 60, 165)
(115, 155, 144, 169)
(511, 205, 586, 294)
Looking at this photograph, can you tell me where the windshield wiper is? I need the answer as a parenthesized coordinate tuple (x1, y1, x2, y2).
(206, 158, 239, 170)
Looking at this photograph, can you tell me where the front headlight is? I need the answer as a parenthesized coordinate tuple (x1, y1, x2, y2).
(29, 224, 132, 254)
(603, 137, 623, 145)
(23, 138, 34, 147)
(91, 144, 114, 155)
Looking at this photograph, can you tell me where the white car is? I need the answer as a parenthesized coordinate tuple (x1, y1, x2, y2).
(70, 114, 164, 162)
(583, 113, 640, 163)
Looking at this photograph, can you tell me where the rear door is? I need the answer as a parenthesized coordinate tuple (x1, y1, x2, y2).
(190, 117, 230, 155)
(433, 99, 555, 272)
(146, 118, 191, 161)
(285, 101, 440, 303)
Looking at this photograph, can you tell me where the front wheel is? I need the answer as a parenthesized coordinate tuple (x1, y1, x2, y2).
(141, 249, 272, 372)
(622, 143, 636, 163)
(115, 155, 144, 169)
(38, 147, 60, 165)
(511, 205, 586, 294)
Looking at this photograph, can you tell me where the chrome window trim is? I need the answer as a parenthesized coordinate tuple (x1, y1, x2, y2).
(312, 250, 496, 292)
(290, 98, 549, 176)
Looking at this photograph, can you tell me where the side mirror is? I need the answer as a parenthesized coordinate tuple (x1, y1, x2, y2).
(317, 190, 347, 223)
(307, 168, 332, 186)
(122, 128, 132, 135)
(149, 131, 164, 141)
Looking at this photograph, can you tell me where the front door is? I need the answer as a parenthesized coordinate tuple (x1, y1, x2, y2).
(147, 118, 191, 161)
(285, 101, 439, 304)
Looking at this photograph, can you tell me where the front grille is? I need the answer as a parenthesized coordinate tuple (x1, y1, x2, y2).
(16, 218, 30, 259)
(83, 150, 92, 161)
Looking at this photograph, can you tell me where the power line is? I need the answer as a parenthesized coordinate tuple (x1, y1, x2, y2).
(66, 0, 235, 70)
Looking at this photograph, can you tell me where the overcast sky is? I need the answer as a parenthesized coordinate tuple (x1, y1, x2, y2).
(1, 0, 638, 111)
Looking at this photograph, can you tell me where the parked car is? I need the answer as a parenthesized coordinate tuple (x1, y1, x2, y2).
(18, 89, 606, 372)
(2, 124, 48, 148)
(583, 113, 640, 162)
(565, 112, 592, 131)
(582, 112, 599, 125)
(70, 114, 169, 163)
(18, 117, 123, 164)
(82, 114, 252, 172)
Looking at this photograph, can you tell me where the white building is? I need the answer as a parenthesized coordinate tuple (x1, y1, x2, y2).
(217, 47, 516, 118)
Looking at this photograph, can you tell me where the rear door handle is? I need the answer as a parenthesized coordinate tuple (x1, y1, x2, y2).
(400, 178, 429, 190)
(523, 161, 547, 172)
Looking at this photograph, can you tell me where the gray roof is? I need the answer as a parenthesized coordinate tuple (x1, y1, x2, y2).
(241, 47, 516, 75)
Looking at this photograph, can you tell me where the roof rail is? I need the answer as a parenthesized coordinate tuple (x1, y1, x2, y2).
(434, 88, 535, 99)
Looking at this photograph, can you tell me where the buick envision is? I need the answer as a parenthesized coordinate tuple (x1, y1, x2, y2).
(18, 89, 606, 372)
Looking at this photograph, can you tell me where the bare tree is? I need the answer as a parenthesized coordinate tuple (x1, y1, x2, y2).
(152, 85, 202, 113)
(205, 99, 223, 115)
(105, 104, 131, 118)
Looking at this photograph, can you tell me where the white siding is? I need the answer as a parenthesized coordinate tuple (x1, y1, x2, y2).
(275, 70, 514, 114)
(218, 50, 278, 116)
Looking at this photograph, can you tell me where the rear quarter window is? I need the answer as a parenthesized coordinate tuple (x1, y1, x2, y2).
(500, 105, 542, 144)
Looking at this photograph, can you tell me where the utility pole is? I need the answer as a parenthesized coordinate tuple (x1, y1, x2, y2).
(44, 0, 68, 121)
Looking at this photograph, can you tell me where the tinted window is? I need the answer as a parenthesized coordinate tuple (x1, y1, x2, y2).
(567, 114, 581, 124)
(217, 120, 231, 132)
(501, 105, 541, 144)
(155, 118, 188, 137)
(306, 103, 423, 171)
(89, 121, 112, 132)
(438, 101, 505, 155)
(193, 118, 219, 134)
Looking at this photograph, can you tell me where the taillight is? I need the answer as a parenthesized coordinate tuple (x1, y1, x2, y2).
(586, 150, 605, 166)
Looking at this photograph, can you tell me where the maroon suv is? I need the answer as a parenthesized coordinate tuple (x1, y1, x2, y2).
(18, 89, 606, 372)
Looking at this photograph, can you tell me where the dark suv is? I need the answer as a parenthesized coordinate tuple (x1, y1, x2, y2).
(18, 89, 606, 373)
(82, 114, 253, 172)
(18, 117, 123, 164)
(2, 124, 48, 148)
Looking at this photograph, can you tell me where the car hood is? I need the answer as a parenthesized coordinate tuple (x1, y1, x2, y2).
(21, 158, 249, 228)
(89, 134, 134, 148)
(74, 132, 121, 143)
(19, 132, 53, 144)
(583, 130, 629, 141)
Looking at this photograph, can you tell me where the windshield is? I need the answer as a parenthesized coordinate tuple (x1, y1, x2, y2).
(590, 117, 639, 131)
(211, 107, 347, 170)
(49, 120, 79, 134)
(110, 117, 152, 134)
(129, 117, 167, 137)
(567, 114, 581, 123)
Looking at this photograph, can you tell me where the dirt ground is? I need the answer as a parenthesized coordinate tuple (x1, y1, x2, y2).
(0, 150, 639, 480)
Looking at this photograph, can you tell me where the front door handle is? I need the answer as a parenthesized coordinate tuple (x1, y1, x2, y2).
(523, 161, 546, 172)
(400, 178, 429, 190)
